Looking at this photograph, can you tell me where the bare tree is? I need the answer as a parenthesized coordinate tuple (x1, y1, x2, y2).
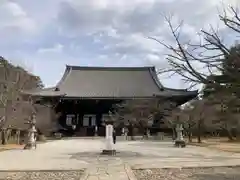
(205, 92, 240, 140)
(112, 99, 158, 139)
(148, 5, 240, 141)
(149, 6, 240, 90)
(0, 57, 42, 144)
(165, 99, 216, 143)
(189, 100, 214, 143)
(178, 105, 196, 143)
(113, 99, 178, 140)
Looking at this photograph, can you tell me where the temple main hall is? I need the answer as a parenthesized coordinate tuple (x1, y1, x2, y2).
(24, 66, 198, 136)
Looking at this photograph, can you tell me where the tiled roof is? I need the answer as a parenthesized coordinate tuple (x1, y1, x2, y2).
(23, 66, 198, 99)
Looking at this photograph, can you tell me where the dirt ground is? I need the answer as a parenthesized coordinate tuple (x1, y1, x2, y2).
(189, 137, 240, 153)
(0, 144, 24, 151)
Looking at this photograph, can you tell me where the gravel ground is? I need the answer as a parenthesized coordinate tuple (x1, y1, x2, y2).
(0, 170, 84, 180)
(134, 166, 240, 180)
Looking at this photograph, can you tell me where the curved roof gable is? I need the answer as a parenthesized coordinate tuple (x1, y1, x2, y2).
(23, 65, 198, 100)
(54, 65, 164, 98)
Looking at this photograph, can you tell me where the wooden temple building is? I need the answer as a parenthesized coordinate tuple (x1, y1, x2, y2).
(23, 66, 198, 137)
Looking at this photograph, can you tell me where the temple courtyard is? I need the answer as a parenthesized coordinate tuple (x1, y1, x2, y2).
(0, 139, 240, 179)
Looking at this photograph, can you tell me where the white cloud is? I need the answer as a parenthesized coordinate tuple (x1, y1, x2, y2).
(0, 1, 36, 33)
(56, 0, 239, 56)
(53, 0, 240, 88)
(0, 0, 239, 88)
(146, 54, 160, 62)
(65, 0, 157, 12)
(37, 44, 64, 54)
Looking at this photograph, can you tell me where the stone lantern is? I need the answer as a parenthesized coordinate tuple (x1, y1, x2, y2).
(24, 114, 37, 150)
(174, 124, 186, 148)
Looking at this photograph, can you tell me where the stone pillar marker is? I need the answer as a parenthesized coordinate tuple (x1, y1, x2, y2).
(174, 124, 186, 148)
(24, 114, 37, 150)
(102, 112, 116, 155)
(105, 124, 114, 150)
(121, 127, 125, 140)
(95, 125, 98, 136)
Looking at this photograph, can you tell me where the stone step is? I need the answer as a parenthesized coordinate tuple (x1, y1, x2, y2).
(82, 164, 137, 180)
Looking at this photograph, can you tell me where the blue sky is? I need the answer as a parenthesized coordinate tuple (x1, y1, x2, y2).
(0, 0, 239, 88)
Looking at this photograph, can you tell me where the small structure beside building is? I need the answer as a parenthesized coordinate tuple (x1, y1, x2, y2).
(23, 114, 37, 149)
(23, 65, 198, 137)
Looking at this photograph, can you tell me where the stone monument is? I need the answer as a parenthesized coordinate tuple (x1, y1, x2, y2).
(24, 114, 37, 150)
(101, 111, 116, 155)
(95, 125, 98, 136)
(174, 124, 186, 148)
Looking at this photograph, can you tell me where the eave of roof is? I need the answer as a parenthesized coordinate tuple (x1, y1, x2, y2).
(156, 88, 198, 97)
(22, 65, 198, 101)
(22, 87, 66, 97)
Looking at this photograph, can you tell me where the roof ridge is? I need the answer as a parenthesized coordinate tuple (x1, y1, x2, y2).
(66, 65, 155, 70)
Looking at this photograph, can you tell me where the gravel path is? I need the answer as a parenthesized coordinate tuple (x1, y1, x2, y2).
(134, 167, 240, 180)
(1, 139, 240, 179)
(0, 170, 84, 180)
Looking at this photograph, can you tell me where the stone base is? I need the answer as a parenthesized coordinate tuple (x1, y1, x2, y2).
(174, 140, 186, 148)
(23, 143, 37, 150)
(54, 133, 62, 139)
(101, 149, 116, 155)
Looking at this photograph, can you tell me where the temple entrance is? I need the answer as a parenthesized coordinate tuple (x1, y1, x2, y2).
(55, 99, 121, 136)
(25, 66, 197, 138)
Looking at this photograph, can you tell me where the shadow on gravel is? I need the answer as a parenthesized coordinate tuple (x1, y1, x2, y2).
(127, 142, 240, 161)
(127, 142, 175, 148)
(68, 151, 142, 160)
(66, 150, 240, 162)
(191, 173, 240, 180)
(134, 167, 240, 180)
